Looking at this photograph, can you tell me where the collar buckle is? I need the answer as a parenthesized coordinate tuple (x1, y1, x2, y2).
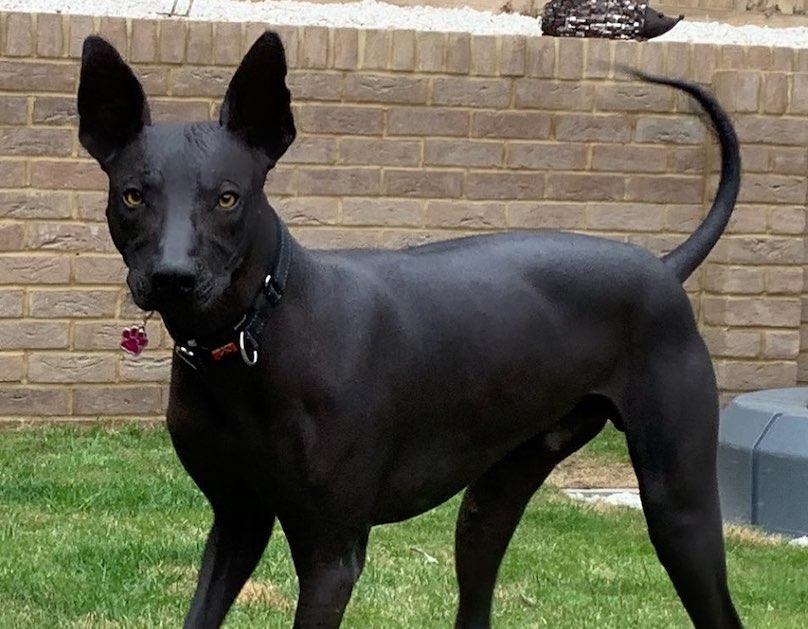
(239, 329, 259, 367)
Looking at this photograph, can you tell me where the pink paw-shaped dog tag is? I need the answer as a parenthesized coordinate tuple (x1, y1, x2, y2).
(121, 325, 149, 356)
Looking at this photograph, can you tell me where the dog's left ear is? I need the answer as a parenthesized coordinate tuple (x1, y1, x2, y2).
(220, 30, 296, 165)
(77, 36, 151, 166)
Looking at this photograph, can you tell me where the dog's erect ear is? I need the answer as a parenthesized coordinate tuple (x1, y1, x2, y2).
(77, 36, 151, 165)
(220, 30, 296, 164)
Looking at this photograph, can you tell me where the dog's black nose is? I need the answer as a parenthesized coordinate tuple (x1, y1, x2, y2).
(151, 262, 196, 295)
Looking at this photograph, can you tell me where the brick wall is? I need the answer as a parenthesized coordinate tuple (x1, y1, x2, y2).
(0, 11, 806, 424)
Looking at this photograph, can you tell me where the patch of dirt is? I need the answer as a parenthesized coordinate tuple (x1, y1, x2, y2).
(237, 580, 295, 611)
(548, 452, 637, 489)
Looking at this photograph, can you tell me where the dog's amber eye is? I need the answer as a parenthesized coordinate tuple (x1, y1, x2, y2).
(218, 192, 239, 210)
(122, 188, 144, 208)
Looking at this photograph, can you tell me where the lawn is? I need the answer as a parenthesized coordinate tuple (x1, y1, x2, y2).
(0, 425, 806, 628)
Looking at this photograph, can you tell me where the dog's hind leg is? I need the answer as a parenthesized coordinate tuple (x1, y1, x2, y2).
(453, 399, 608, 629)
(182, 514, 274, 629)
(621, 343, 743, 629)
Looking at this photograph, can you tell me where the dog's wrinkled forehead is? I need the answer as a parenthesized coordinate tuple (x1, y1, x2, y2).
(110, 121, 262, 188)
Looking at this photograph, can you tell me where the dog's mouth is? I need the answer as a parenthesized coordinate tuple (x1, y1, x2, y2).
(128, 269, 225, 333)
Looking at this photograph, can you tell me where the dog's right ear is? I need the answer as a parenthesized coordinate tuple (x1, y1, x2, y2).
(77, 36, 151, 166)
(219, 30, 296, 166)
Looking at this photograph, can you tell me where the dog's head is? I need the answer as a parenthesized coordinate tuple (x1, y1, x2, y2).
(78, 31, 295, 335)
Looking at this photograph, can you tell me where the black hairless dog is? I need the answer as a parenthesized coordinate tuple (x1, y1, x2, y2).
(77, 30, 743, 629)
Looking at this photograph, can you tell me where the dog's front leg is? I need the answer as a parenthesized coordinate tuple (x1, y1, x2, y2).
(287, 529, 369, 629)
(183, 513, 274, 629)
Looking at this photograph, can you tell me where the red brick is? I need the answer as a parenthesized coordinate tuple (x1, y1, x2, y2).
(583, 39, 610, 79)
(28, 353, 116, 383)
(546, 174, 625, 202)
(73, 255, 127, 284)
(555, 114, 630, 143)
(383, 170, 462, 198)
(339, 138, 421, 167)
(363, 30, 390, 71)
(735, 116, 808, 146)
(119, 354, 173, 383)
(158, 20, 187, 64)
(76, 192, 109, 221)
(714, 71, 761, 113)
(0, 95, 27, 124)
(770, 207, 806, 235)
(415, 31, 444, 73)
(30, 161, 106, 191)
(0, 60, 78, 92)
(342, 198, 422, 227)
(763, 73, 789, 114)
(525, 38, 555, 78)
(0, 255, 69, 284)
(297, 167, 380, 196)
(212, 22, 242, 66)
(150, 99, 212, 123)
(591, 145, 667, 173)
(292, 227, 380, 250)
(0, 290, 23, 317)
(0, 354, 23, 381)
(0, 160, 26, 187)
(763, 331, 800, 360)
(432, 77, 511, 108)
(333, 28, 358, 70)
(0, 127, 73, 156)
(596, 83, 675, 112)
(186, 22, 213, 65)
(130, 20, 159, 64)
(635, 117, 706, 144)
(702, 297, 801, 327)
(702, 329, 761, 359)
(27, 223, 114, 253)
(666, 205, 704, 233)
(714, 361, 796, 391)
(29, 290, 118, 318)
(515, 80, 594, 111)
(0, 223, 24, 251)
(344, 75, 428, 104)
(626, 175, 702, 204)
(500, 36, 526, 77)
(0, 386, 69, 416)
(67, 15, 94, 58)
(587, 204, 664, 232)
(465, 172, 545, 201)
(556, 37, 584, 80)
(73, 320, 163, 351)
(472, 111, 551, 140)
(287, 71, 343, 102)
(771, 147, 808, 176)
(507, 142, 586, 171)
(738, 174, 806, 204)
(424, 140, 503, 168)
(5, 13, 33, 56)
(0, 321, 69, 349)
(391, 30, 415, 71)
(446, 33, 470, 75)
(508, 202, 586, 230)
(387, 107, 469, 137)
(32, 96, 77, 125)
(711, 237, 803, 265)
(299, 27, 329, 69)
(284, 136, 338, 165)
(275, 197, 340, 226)
(470, 35, 497, 76)
(171, 66, 231, 97)
(98, 17, 127, 54)
(297, 105, 383, 135)
(702, 264, 766, 295)
(36, 13, 65, 58)
(73, 385, 163, 416)
(425, 201, 505, 229)
(766, 267, 803, 295)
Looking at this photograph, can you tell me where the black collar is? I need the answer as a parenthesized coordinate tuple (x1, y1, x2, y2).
(174, 219, 292, 370)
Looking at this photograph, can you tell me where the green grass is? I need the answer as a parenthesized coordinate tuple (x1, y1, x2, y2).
(0, 425, 805, 628)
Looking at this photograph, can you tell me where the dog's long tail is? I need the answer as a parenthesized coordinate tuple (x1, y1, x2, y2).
(630, 71, 741, 283)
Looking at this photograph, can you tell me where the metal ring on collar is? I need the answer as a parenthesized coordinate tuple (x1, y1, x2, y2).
(239, 330, 259, 367)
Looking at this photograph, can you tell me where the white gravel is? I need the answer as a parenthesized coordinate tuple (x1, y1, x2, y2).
(0, 0, 807, 47)
(563, 488, 644, 510)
